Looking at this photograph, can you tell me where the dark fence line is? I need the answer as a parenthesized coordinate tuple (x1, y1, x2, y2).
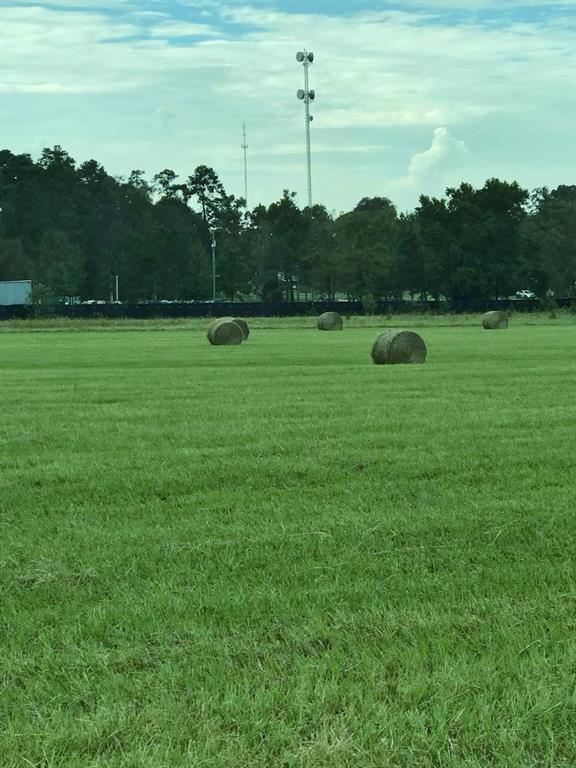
(0, 297, 572, 321)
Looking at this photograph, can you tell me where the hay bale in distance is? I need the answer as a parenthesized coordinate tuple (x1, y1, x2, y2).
(207, 317, 243, 345)
(207, 316, 239, 335)
(482, 311, 509, 330)
(371, 329, 427, 365)
(232, 317, 250, 340)
(317, 311, 343, 331)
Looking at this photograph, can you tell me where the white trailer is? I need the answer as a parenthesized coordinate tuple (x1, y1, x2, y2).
(0, 280, 32, 305)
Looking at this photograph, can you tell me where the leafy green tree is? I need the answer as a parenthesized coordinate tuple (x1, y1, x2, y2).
(185, 165, 226, 224)
(75, 159, 125, 298)
(335, 197, 398, 299)
(0, 144, 568, 309)
(35, 229, 84, 297)
(393, 213, 427, 299)
(414, 180, 528, 300)
(38, 146, 79, 234)
(243, 206, 279, 300)
(0, 150, 48, 257)
(520, 185, 576, 297)
(26, 282, 56, 316)
(150, 198, 210, 300)
(117, 175, 160, 301)
(413, 195, 454, 299)
(127, 170, 153, 199)
(448, 179, 528, 299)
(264, 191, 309, 301)
(152, 169, 179, 200)
(302, 204, 339, 299)
(214, 197, 252, 300)
(0, 237, 32, 281)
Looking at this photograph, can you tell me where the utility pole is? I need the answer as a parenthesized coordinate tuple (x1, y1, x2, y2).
(210, 230, 216, 301)
(241, 121, 248, 205)
(296, 50, 315, 208)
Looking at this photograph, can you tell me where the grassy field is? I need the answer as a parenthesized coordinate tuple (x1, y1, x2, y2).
(1, 308, 574, 334)
(1, 317, 575, 767)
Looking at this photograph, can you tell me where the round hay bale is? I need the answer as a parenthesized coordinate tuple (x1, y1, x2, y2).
(207, 317, 243, 345)
(371, 329, 427, 365)
(317, 311, 343, 331)
(482, 310, 509, 330)
(232, 317, 250, 340)
(207, 316, 239, 335)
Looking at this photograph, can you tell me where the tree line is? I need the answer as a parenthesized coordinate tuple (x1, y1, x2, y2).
(0, 146, 574, 304)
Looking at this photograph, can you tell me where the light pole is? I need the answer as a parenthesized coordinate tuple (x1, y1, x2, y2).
(210, 229, 216, 301)
(296, 50, 315, 208)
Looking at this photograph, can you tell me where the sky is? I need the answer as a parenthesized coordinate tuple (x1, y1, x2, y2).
(1, 0, 575, 213)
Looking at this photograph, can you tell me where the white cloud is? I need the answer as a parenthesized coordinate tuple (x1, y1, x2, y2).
(3, 0, 131, 6)
(145, 20, 223, 38)
(257, 142, 391, 157)
(2, 82, 115, 94)
(381, 126, 471, 207)
(395, 0, 574, 6)
(1, 2, 574, 211)
(407, 126, 469, 186)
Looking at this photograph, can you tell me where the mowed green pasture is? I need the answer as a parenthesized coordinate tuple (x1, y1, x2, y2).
(1, 321, 575, 767)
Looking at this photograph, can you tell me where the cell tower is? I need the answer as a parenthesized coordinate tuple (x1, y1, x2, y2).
(296, 50, 315, 208)
(241, 121, 248, 205)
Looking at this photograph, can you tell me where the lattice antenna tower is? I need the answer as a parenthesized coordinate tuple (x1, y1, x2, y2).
(241, 121, 248, 205)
